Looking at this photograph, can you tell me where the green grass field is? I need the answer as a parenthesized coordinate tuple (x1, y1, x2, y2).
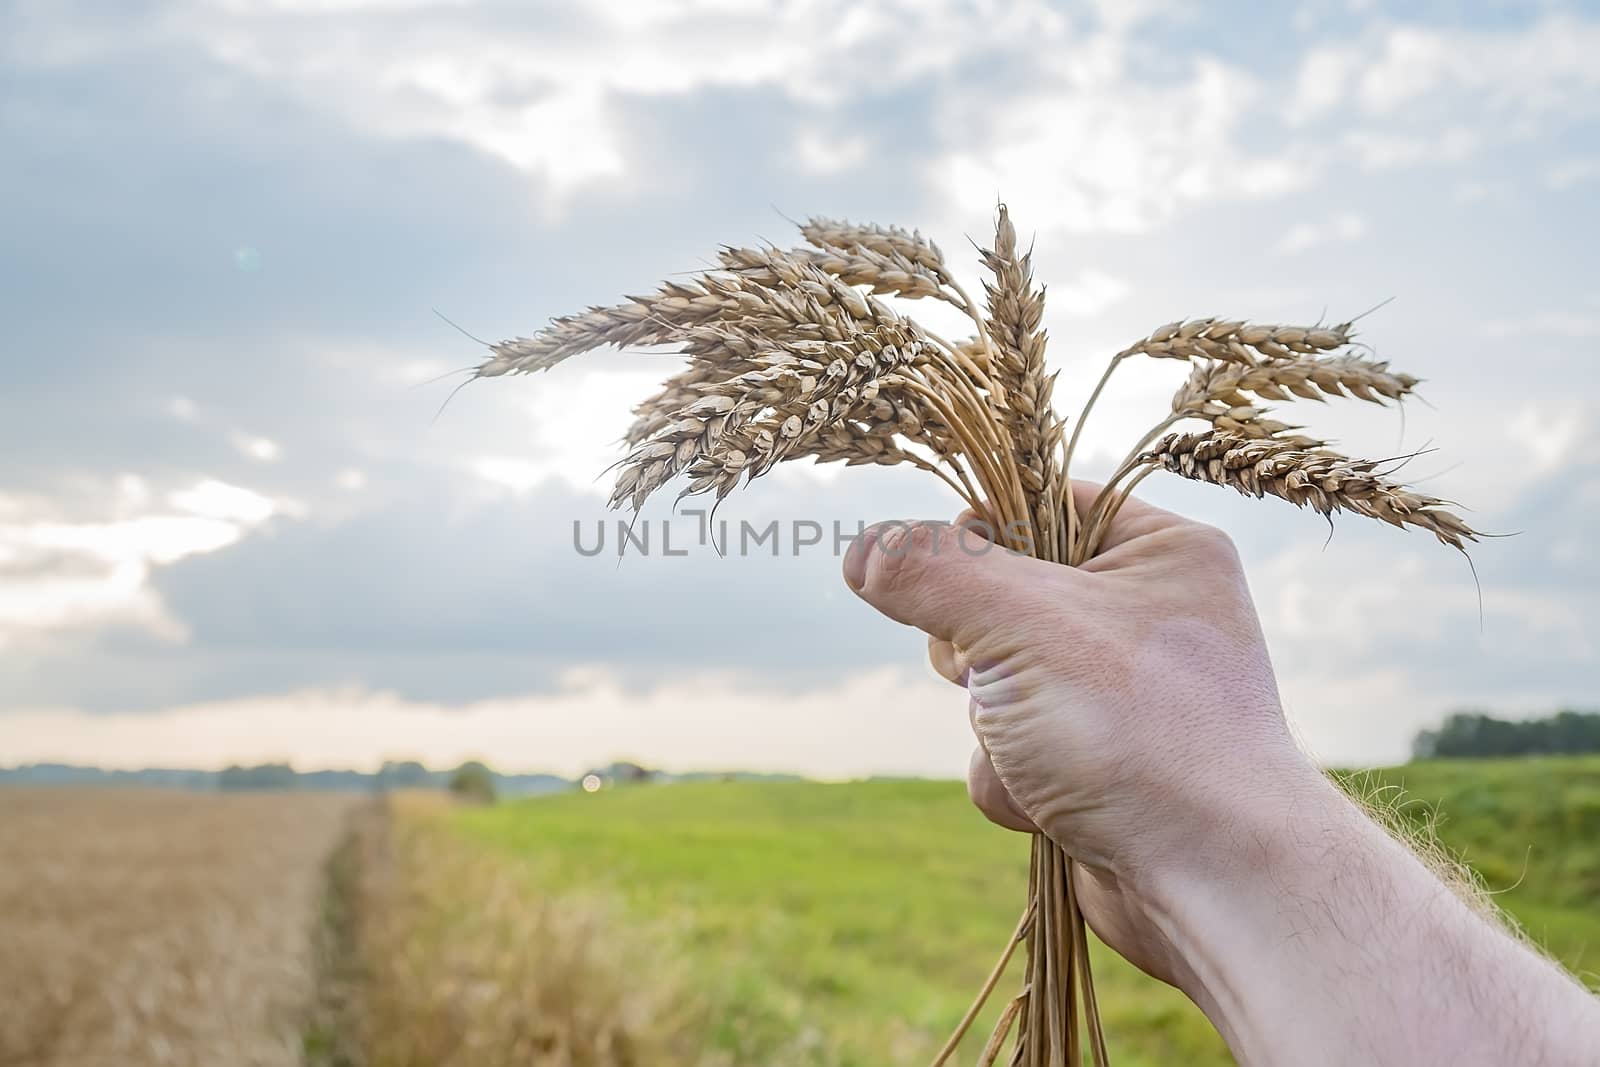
(434, 757, 1600, 1066)
(1340, 758, 1600, 974)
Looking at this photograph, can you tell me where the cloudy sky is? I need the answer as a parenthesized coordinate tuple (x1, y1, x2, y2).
(3, 0, 1596, 777)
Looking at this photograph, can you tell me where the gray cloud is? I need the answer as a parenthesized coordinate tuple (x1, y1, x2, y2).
(4, 465, 961, 713)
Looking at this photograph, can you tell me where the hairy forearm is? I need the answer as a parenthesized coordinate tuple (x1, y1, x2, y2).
(1144, 773, 1599, 1066)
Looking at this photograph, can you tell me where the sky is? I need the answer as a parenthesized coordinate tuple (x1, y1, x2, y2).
(2, 0, 1596, 778)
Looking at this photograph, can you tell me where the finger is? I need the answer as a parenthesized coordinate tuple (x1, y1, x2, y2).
(927, 635, 969, 687)
(841, 519, 1060, 645)
(968, 746, 1038, 833)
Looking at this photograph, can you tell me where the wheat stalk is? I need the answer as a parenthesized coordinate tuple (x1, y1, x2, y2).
(472, 206, 1480, 1066)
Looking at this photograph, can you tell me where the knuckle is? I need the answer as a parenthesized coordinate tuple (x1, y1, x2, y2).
(1182, 522, 1241, 567)
(866, 521, 941, 594)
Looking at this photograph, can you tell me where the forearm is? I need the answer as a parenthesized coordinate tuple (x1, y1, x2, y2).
(1145, 773, 1599, 1066)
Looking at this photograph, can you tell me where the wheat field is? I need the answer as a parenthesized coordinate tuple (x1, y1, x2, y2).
(3, 766, 1595, 1066)
(0, 789, 356, 1067)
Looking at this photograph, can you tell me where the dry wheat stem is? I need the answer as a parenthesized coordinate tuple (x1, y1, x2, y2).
(1048, 839, 1070, 1066)
(1072, 863, 1108, 1067)
(474, 204, 1480, 1067)
(931, 900, 1036, 1065)
(981, 995, 1029, 1067)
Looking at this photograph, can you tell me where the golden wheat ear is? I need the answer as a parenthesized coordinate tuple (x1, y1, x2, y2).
(1141, 431, 1479, 550)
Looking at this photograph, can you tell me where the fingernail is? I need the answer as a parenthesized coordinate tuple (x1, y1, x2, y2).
(843, 524, 881, 591)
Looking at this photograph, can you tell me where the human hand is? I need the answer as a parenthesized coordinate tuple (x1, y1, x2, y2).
(841, 484, 1333, 987)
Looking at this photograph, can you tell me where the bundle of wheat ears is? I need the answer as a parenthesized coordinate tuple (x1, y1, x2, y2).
(472, 206, 1477, 1065)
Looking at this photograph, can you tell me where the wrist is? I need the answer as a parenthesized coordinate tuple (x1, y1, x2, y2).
(1130, 769, 1379, 1060)
(1108, 739, 1343, 909)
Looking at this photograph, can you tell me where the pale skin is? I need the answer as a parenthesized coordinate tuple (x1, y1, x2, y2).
(841, 484, 1600, 1067)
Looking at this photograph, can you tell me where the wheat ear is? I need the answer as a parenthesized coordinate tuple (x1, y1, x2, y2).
(1140, 431, 1479, 549)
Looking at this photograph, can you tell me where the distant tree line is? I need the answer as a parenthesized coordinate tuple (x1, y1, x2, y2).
(2, 759, 805, 793)
(209, 759, 565, 797)
(70, 759, 577, 797)
(447, 760, 497, 805)
(1414, 710, 1600, 760)
(217, 762, 300, 790)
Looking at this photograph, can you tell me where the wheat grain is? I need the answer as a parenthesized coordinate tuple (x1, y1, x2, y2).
(481, 279, 739, 376)
(982, 206, 1062, 545)
(801, 216, 947, 275)
(1141, 430, 1479, 549)
(676, 333, 926, 501)
(1118, 318, 1353, 364)
(481, 247, 906, 377)
(611, 322, 933, 509)
(1173, 354, 1419, 412)
(722, 243, 947, 301)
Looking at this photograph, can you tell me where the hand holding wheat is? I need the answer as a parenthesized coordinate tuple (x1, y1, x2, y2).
(473, 205, 1478, 1065)
(843, 491, 1311, 989)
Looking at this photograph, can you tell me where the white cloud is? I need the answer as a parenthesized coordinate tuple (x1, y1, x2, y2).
(1544, 157, 1600, 190)
(1354, 25, 1455, 113)
(937, 56, 1304, 235)
(0, 561, 180, 644)
(471, 455, 549, 496)
(0, 479, 289, 644)
(793, 127, 871, 176)
(1483, 312, 1600, 340)
(167, 0, 1070, 214)
(1257, 539, 1595, 765)
(1293, 14, 1600, 122)
(1275, 211, 1366, 255)
(231, 431, 281, 461)
(1285, 45, 1357, 124)
(1342, 127, 1477, 171)
(1505, 404, 1585, 477)
(936, 10, 1600, 235)
(207, 0, 472, 11)
(169, 480, 279, 523)
(470, 366, 662, 496)
(1051, 270, 1130, 317)
(22, 515, 244, 568)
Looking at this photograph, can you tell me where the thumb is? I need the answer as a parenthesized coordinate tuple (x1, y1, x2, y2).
(841, 519, 1051, 644)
